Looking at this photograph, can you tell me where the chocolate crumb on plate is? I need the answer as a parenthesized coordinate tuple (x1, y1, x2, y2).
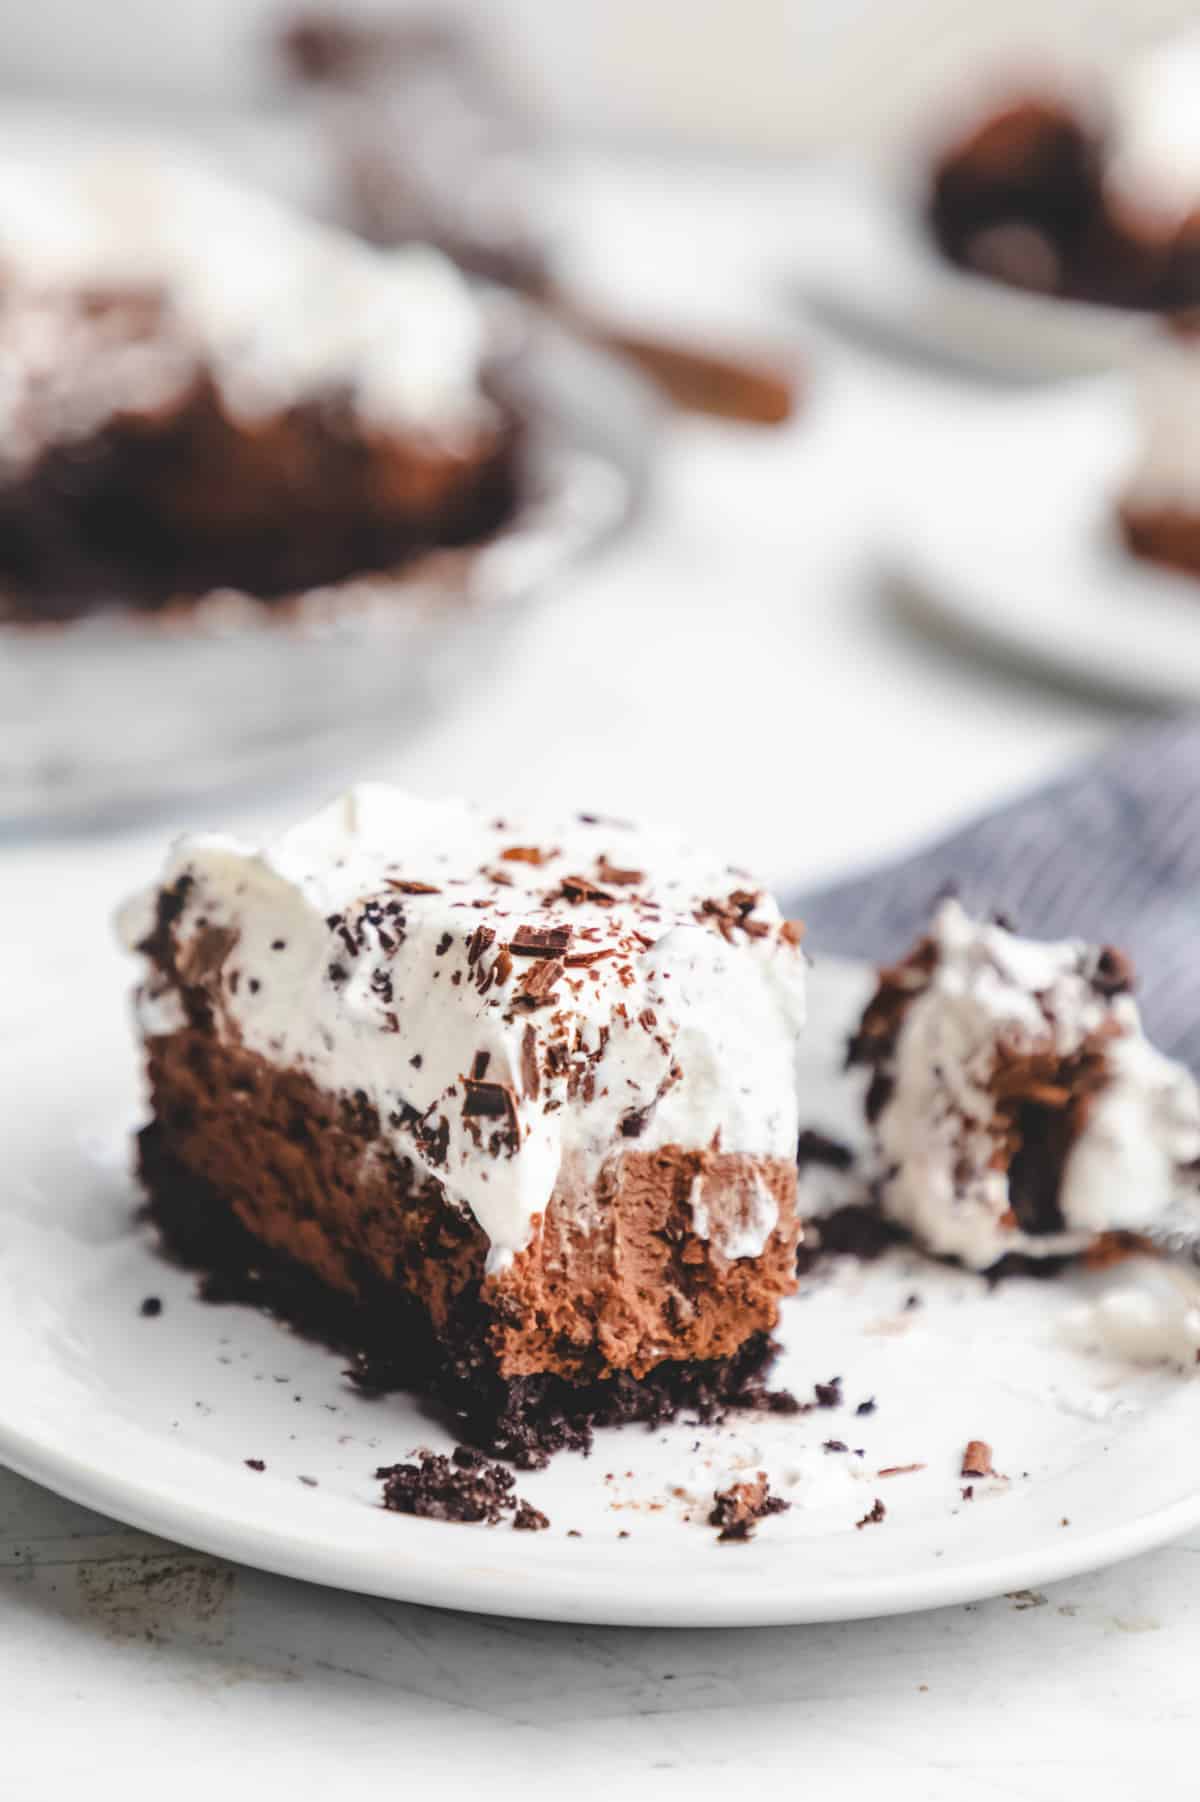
(708, 1472, 790, 1543)
(855, 1498, 887, 1529)
(877, 1463, 926, 1478)
(376, 1446, 548, 1528)
(855, 1398, 877, 1417)
(139, 1296, 163, 1317)
(245, 1458, 266, 1472)
(961, 1440, 994, 1478)
(814, 1376, 843, 1409)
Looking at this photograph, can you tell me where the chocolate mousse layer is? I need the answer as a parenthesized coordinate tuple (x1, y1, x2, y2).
(137, 1037, 792, 1456)
(140, 1034, 800, 1462)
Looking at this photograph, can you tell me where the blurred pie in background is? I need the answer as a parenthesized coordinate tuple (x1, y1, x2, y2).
(927, 35, 1200, 312)
(0, 148, 520, 625)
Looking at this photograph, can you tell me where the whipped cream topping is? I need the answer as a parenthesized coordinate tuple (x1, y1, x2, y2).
(120, 787, 808, 1271)
(0, 144, 490, 469)
(869, 901, 1200, 1269)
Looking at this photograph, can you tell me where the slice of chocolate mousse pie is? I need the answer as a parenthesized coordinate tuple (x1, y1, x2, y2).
(121, 787, 809, 1463)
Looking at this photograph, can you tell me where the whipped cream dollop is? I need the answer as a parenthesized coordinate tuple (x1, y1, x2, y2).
(866, 901, 1200, 1270)
(120, 787, 808, 1270)
(0, 143, 491, 468)
(1121, 320, 1200, 515)
(1061, 1261, 1200, 1368)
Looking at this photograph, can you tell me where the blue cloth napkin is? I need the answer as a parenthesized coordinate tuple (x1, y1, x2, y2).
(792, 720, 1200, 1068)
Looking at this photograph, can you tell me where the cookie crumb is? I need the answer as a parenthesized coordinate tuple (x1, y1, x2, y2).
(377, 1446, 549, 1530)
(709, 1472, 789, 1543)
(855, 1498, 886, 1529)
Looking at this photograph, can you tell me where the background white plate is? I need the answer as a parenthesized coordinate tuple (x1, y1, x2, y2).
(3, 949, 1200, 1627)
(789, 164, 1153, 381)
(884, 377, 1200, 711)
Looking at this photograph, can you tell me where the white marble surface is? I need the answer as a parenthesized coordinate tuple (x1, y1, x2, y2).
(0, 149, 1184, 1798)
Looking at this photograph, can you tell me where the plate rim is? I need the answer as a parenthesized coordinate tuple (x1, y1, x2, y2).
(880, 377, 1200, 713)
(3, 1399, 1200, 1628)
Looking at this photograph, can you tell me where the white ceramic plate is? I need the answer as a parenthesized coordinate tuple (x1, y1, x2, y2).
(3, 954, 1200, 1627)
(789, 163, 1152, 380)
(882, 377, 1200, 711)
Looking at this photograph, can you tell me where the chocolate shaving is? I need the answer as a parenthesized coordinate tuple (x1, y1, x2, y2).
(877, 1463, 926, 1478)
(470, 1050, 491, 1081)
(516, 957, 563, 1005)
(520, 1025, 540, 1100)
(466, 924, 495, 968)
(961, 1440, 993, 1478)
(500, 845, 558, 866)
(855, 1499, 886, 1529)
(462, 1079, 517, 1122)
(697, 889, 768, 943)
(595, 856, 643, 887)
(386, 879, 442, 895)
(556, 874, 616, 906)
(510, 924, 573, 957)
